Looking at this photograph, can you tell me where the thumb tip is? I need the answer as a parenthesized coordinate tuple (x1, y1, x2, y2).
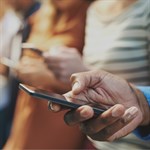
(72, 82, 81, 94)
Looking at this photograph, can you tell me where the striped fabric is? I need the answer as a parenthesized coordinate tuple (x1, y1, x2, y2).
(83, 0, 150, 86)
(83, 0, 150, 149)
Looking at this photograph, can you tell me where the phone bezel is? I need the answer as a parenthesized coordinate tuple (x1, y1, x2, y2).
(19, 83, 105, 115)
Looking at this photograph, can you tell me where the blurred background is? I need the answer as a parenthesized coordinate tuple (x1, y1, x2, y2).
(0, 0, 149, 149)
(0, 0, 41, 148)
(0, 0, 93, 149)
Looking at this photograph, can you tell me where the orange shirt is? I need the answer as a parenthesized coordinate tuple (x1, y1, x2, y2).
(4, 1, 92, 149)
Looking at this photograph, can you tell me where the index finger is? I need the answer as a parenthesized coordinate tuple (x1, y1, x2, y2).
(70, 70, 108, 95)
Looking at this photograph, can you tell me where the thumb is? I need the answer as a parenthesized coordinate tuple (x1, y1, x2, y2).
(70, 72, 89, 95)
(72, 82, 81, 95)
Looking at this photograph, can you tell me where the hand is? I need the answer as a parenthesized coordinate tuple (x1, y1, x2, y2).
(49, 70, 150, 141)
(15, 56, 55, 88)
(44, 46, 88, 83)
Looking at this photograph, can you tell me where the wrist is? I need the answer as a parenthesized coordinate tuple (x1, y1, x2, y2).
(131, 85, 150, 126)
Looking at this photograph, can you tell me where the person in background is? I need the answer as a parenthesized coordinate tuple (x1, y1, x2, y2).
(49, 70, 150, 141)
(45, 0, 150, 149)
(4, 0, 94, 149)
(5, 0, 41, 129)
(0, 0, 41, 148)
(0, 0, 21, 148)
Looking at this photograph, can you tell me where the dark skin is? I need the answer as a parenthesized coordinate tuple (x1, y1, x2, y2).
(49, 70, 150, 141)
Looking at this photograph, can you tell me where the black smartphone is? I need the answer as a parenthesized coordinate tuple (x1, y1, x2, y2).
(19, 84, 106, 115)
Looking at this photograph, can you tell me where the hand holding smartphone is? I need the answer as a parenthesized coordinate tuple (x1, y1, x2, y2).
(19, 84, 106, 116)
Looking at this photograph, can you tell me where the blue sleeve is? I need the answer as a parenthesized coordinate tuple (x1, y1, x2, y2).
(133, 86, 150, 140)
(138, 86, 150, 105)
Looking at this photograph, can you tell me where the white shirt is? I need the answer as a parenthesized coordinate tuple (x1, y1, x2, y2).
(83, 0, 150, 86)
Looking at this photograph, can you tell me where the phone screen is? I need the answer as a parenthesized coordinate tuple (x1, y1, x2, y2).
(19, 84, 105, 115)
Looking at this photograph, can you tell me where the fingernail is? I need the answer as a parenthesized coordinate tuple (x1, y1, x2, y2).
(112, 105, 124, 117)
(72, 82, 79, 91)
(53, 105, 60, 112)
(48, 101, 60, 112)
(48, 101, 54, 111)
(48, 102, 51, 109)
(124, 107, 138, 123)
(80, 108, 90, 118)
(79, 106, 93, 119)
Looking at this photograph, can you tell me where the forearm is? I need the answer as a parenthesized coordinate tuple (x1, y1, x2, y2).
(134, 86, 150, 140)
